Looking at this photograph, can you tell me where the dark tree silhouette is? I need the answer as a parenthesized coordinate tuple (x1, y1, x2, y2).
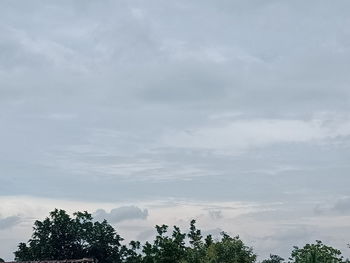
(289, 240, 344, 263)
(14, 209, 123, 263)
(14, 209, 350, 263)
(261, 254, 284, 263)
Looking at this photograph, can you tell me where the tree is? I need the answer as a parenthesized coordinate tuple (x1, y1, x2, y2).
(141, 241, 155, 263)
(289, 240, 344, 263)
(182, 219, 205, 263)
(0, 258, 5, 262)
(14, 209, 123, 263)
(147, 224, 187, 263)
(188, 220, 203, 249)
(14, 210, 260, 263)
(86, 220, 123, 263)
(203, 232, 257, 263)
(261, 254, 284, 263)
(121, 241, 142, 263)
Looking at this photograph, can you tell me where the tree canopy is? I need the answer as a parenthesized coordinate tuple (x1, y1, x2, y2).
(13, 209, 350, 263)
(261, 254, 284, 263)
(14, 209, 123, 263)
(289, 240, 344, 263)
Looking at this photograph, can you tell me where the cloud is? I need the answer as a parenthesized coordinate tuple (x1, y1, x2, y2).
(1, 0, 350, 260)
(137, 228, 155, 241)
(93, 206, 149, 223)
(202, 228, 224, 239)
(208, 210, 223, 220)
(310, 197, 350, 215)
(261, 225, 315, 243)
(0, 216, 21, 230)
(161, 117, 350, 152)
(333, 197, 350, 214)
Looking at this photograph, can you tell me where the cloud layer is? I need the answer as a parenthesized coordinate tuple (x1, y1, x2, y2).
(1, 0, 350, 261)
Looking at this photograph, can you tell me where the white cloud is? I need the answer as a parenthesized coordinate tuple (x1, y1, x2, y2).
(161, 117, 350, 152)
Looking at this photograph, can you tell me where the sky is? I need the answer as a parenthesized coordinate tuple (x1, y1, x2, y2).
(1, 0, 350, 261)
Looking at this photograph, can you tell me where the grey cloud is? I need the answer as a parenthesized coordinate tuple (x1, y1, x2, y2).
(208, 210, 223, 220)
(333, 197, 350, 213)
(255, 225, 317, 259)
(310, 197, 350, 215)
(261, 225, 315, 243)
(137, 228, 156, 241)
(0, 216, 21, 230)
(0, 0, 349, 113)
(93, 206, 148, 223)
(313, 204, 325, 215)
(202, 228, 224, 240)
(1, 0, 350, 259)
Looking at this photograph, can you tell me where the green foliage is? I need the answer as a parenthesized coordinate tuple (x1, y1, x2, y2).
(14, 209, 123, 263)
(121, 241, 143, 263)
(14, 209, 349, 263)
(289, 240, 344, 263)
(0, 258, 4, 262)
(184, 219, 206, 263)
(145, 224, 187, 263)
(261, 254, 285, 263)
(203, 232, 257, 263)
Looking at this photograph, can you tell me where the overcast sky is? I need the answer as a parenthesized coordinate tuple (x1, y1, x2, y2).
(1, 0, 350, 261)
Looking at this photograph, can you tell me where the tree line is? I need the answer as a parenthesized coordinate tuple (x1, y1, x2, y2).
(7, 209, 349, 263)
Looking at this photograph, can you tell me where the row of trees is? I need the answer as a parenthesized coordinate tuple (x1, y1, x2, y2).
(11, 209, 349, 263)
